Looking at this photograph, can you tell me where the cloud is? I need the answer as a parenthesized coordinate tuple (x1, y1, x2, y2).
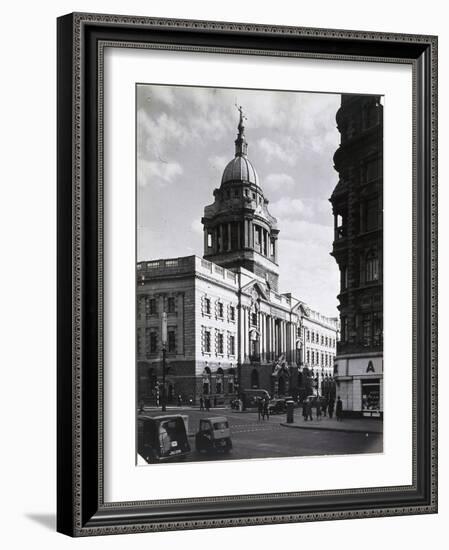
(270, 196, 332, 224)
(256, 137, 297, 166)
(269, 197, 306, 219)
(141, 85, 176, 107)
(208, 155, 228, 171)
(190, 218, 203, 235)
(263, 173, 295, 192)
(137, 159, 183, 187)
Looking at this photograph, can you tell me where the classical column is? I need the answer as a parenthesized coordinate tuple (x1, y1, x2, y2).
(237, 222, 241, 250)
(261, 313, 266, 362)
(273, 318, 277, 358)
(227, 222, 232, 251)
(218, 224, 223, 252)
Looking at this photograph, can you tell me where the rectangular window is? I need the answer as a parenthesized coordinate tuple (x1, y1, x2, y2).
(150, 331, 157, 353)
(362, 314, 372, 346)
(207, 232, 212, 247)
(365, 198, 378, 231)
(167, 297, 175, 313)
(204, 297, 211, 315)
(217, 333, 224, 355)
(229, 335, 235, 356)
(373, 312, 383, 346)
(307, 350, 310, 364)
(168, 330, 176, 353)
(229, 305, 235, 321)
(204, 330, 211, 353)
(366, 254, 380, 282)
(251, 313, 258, 327)
(217, 301, 224, 318)
(145, 297, 157, 318)
(363, 158, 379, 183)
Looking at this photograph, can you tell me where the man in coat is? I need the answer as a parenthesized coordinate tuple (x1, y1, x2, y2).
(336, 396, 343, 421)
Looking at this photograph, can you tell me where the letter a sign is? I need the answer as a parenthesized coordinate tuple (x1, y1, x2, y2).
(366, 360, 375, 373)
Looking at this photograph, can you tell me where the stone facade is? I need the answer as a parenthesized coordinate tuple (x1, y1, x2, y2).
(330, 94, 383, 417)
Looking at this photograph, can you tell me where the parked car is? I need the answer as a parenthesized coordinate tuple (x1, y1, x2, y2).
(195, 417, 232, 453)
(268, 397, 294, 414)
(137, 414, 191, 463)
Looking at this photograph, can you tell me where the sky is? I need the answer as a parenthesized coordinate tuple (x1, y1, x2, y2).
(137, 84, 341, 317)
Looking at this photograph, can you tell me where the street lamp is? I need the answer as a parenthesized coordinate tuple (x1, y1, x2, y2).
(161, 311, 167, 412)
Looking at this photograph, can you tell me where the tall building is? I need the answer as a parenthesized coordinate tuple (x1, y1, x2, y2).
(136, 110, 339, 405)
(330, 95, 383, 418)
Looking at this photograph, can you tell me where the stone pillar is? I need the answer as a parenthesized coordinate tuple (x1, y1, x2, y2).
(218, 224, 223, 252)
(237, 222, 241, 250)
(227, 222, 232, 251)
(260, 313, 265, 362)
(177, 293, 184, 355)
(273, 318, 278, 358)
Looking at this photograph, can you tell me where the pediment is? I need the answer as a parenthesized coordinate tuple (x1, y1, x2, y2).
(292, 301, 310, 317)
(241, 279, 268, 301)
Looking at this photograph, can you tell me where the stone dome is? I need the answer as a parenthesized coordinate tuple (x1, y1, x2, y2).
(221, 155, 259, 186)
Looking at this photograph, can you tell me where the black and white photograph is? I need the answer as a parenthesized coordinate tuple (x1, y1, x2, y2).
(135, 84, 383, 464)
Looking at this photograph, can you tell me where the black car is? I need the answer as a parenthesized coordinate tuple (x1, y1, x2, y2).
(268, 397, 293, 414)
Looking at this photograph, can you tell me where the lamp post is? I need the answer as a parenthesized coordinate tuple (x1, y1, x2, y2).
(161, 311, 167, 412)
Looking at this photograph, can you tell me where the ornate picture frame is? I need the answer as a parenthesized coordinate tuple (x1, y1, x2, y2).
(57, 12, 437, 536)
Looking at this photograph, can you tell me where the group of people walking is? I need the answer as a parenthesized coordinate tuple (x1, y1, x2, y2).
(199, 396, 212, 411)
(302, 396, 343, 421)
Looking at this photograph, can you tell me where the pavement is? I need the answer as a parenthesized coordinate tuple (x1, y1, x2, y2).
(280, 416, 383, 434)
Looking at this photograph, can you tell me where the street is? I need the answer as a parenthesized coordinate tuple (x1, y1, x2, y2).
(139, 406, 382, 463)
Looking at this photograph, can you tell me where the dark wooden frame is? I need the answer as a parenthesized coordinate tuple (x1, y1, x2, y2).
(57, 12, 438, 537)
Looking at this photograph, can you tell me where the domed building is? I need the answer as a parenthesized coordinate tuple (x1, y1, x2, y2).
(202, 108, 280, 292)
(136, 109, 339, 406)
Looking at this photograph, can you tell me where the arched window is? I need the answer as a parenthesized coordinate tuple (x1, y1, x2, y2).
(251, 369, 259, 389)
(365, 250, 379, 282)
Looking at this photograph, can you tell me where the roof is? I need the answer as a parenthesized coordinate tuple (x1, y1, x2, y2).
(221, 155, 259, 186)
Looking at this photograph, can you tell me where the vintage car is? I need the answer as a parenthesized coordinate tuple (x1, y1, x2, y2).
(195, 417, 232, 453)
(268, 396, 294, 414)
(137, 414, 191, 463)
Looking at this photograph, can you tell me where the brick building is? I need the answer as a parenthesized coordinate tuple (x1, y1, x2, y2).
(137, 110, 339, 405)
(330, 95, 383, 417)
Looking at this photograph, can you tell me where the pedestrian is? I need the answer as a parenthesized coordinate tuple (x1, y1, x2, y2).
(199, 396, 204, 410)
(315, 397, 322, 420)
(328, 398, 335, 419)
(306, 399, 314, 421)
(257, 398, 263, 421)
(302, 399, 308, 421)
(177, 394, 182, 407)
(336, 396, 343, 421)
(263, 398, 270, 421)
(321, 396, 328, 417)
(205, 397, 210, 411)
